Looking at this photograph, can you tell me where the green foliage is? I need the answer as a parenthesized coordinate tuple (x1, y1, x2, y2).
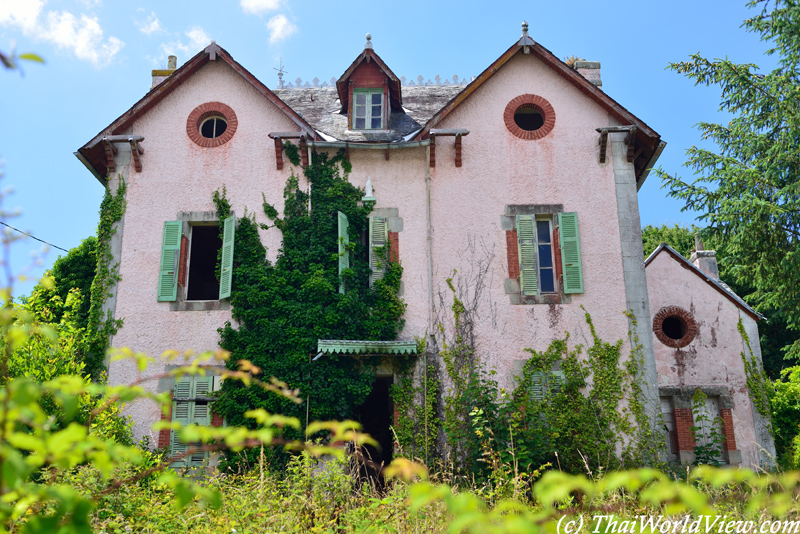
(690, 389, 725, 466)
(27, 237, 97, 332)
(390, 362, 440, 463)
(657, 0, 800, 359)
(85, 177, 127, 379)
(641, 223, 700, 258)
(213, 149, 405, 468)
(508, 309, 662, 475)
(771, 366, 800, 467)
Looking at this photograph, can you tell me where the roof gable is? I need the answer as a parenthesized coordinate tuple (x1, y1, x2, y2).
(77, 42, 320, 182)
(412, 34, 663, 182)
(645, 243, 760, 321)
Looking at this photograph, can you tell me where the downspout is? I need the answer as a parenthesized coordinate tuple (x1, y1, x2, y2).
(424, 144, 433, 466)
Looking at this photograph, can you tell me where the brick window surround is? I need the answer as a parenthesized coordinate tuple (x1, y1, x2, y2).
(186, 102, 238, 148)
(652, 305, 697, 348)
(503, 94, 556, 140)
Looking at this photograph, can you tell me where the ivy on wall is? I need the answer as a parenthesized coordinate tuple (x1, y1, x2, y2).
(85, 176, 126, 379)
(212, 147, 405, 467)
(738, 318, 774, 427)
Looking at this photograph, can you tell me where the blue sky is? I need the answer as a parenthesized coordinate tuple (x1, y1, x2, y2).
(0, 0, 773, 296)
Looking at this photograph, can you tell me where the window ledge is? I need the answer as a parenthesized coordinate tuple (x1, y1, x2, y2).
(170, 300, 230, 312)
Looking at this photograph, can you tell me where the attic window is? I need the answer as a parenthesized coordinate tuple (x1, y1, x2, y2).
(653, 306, 697, 348)
(187, 102, 238, 148)
(353, 88, 383, 130)
(504, 94, 555, 140)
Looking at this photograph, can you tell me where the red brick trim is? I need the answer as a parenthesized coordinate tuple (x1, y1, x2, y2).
(720, 408, 737, 451)
(274, 137, 284, 170)
(503, 94, 556, 140)
(388, 231, 399, 263)
(186, 102, 238, 148)
(674, 407, 696, 451)
(158, 396, 173, 449)
(506, 230, 519, 279)
(653, 305, 697, 348)
(211, 410, 224, 428)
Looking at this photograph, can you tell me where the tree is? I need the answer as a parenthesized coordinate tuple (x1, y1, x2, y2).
(658, 0, 800, 359)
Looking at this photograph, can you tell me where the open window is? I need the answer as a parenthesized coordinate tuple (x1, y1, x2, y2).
(157, 215, 235, 304)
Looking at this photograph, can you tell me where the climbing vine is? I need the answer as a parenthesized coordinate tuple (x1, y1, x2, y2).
(212, 146, 405, 468)
(85, 176, 126, 379)
(390, 351, 440, 464)
(739, 318, 773, 427)
(508, 308, 664, 474)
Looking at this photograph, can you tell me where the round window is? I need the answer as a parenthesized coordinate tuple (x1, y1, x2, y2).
(504, 94, 555, 140)
(653, 306, 697, 348)
(200, 116, 228, 139)
(514, 104, 544, 131)
(187, 102, 237, 148)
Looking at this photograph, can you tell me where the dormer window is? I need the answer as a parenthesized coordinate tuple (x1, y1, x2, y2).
(354, 88, 383, 130)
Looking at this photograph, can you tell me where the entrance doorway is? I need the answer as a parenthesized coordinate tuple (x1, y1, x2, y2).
(353, 376, 393, 483)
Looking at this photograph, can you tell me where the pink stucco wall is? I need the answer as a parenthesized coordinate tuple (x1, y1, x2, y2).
(646, 251, 763, 466)
(108, 51, 644, 440)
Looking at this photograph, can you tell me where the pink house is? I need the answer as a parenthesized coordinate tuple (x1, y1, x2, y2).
(75, 24, 773, 468)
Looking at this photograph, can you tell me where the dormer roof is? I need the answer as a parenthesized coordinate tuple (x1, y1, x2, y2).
(336, 35, 402, 112)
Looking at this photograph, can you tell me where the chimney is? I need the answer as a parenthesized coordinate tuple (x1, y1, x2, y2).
(151, 55, 177, 89)
(574, 60, 602, 88)
(689, 235, 720, 279)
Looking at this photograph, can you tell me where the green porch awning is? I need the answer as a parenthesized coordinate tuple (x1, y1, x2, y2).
(317, 340, 418, 355)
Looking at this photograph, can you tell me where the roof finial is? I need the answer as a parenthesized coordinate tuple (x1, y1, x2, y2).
(365, 33, 373, 50)
(521, 21, 529, 37)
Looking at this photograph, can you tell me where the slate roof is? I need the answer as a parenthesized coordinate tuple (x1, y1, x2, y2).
(645, 243, 761, 321)
(274, 85, 465, 142)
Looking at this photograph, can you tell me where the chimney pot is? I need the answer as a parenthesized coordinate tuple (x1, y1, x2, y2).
(168, 55, 177, 69)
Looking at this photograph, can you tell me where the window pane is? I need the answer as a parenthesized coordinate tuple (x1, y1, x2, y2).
(371, 117, 382, 129)
(355, 118, 366, 129)
(540, 268, 555, 293)
(537, 220, 551, 243)
(538, 244, 553, 268)
(355, 93, 367, 105)
(371, 105, 382, 117)
(355, 104, 366, 118)
(371, 92, 382, 104)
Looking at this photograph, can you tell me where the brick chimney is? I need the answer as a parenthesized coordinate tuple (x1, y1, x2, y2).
(689, 235, 719, 279)
(151, 55, 177, 89)
(574, 60, 602, 88)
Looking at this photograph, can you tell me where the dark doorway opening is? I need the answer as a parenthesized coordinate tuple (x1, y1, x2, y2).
(354, 376, 393, 485)
(187, 225, 222, 301)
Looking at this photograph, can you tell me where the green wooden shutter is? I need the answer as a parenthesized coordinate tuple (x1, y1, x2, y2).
(169, 377, 192, 467)
(558, 212, 584, 294)
(157, 221, 182, 302)
(529, 372, 546, 401)
(370, 216, 388, 285)
(516, 215, 538, 295)
(337, 211, 349, 294)
(218, 215, 236, 299)
(551, 371, 566, 394)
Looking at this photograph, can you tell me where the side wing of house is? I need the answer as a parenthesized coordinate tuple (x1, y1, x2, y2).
(646, 245, 776, 467)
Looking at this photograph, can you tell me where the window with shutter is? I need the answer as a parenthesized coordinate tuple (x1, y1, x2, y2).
(169, 375, 219, 469)
(338, 211, 349, 294)
(369, 216, 388, 285)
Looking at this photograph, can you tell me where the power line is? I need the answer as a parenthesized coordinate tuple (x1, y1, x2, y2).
(0, 221, 69, 252)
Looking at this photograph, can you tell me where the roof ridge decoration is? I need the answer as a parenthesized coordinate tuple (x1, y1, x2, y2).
(280, 74, 475, 89)
(644, 243, 761, 321)
(76, 42, 320, 182)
